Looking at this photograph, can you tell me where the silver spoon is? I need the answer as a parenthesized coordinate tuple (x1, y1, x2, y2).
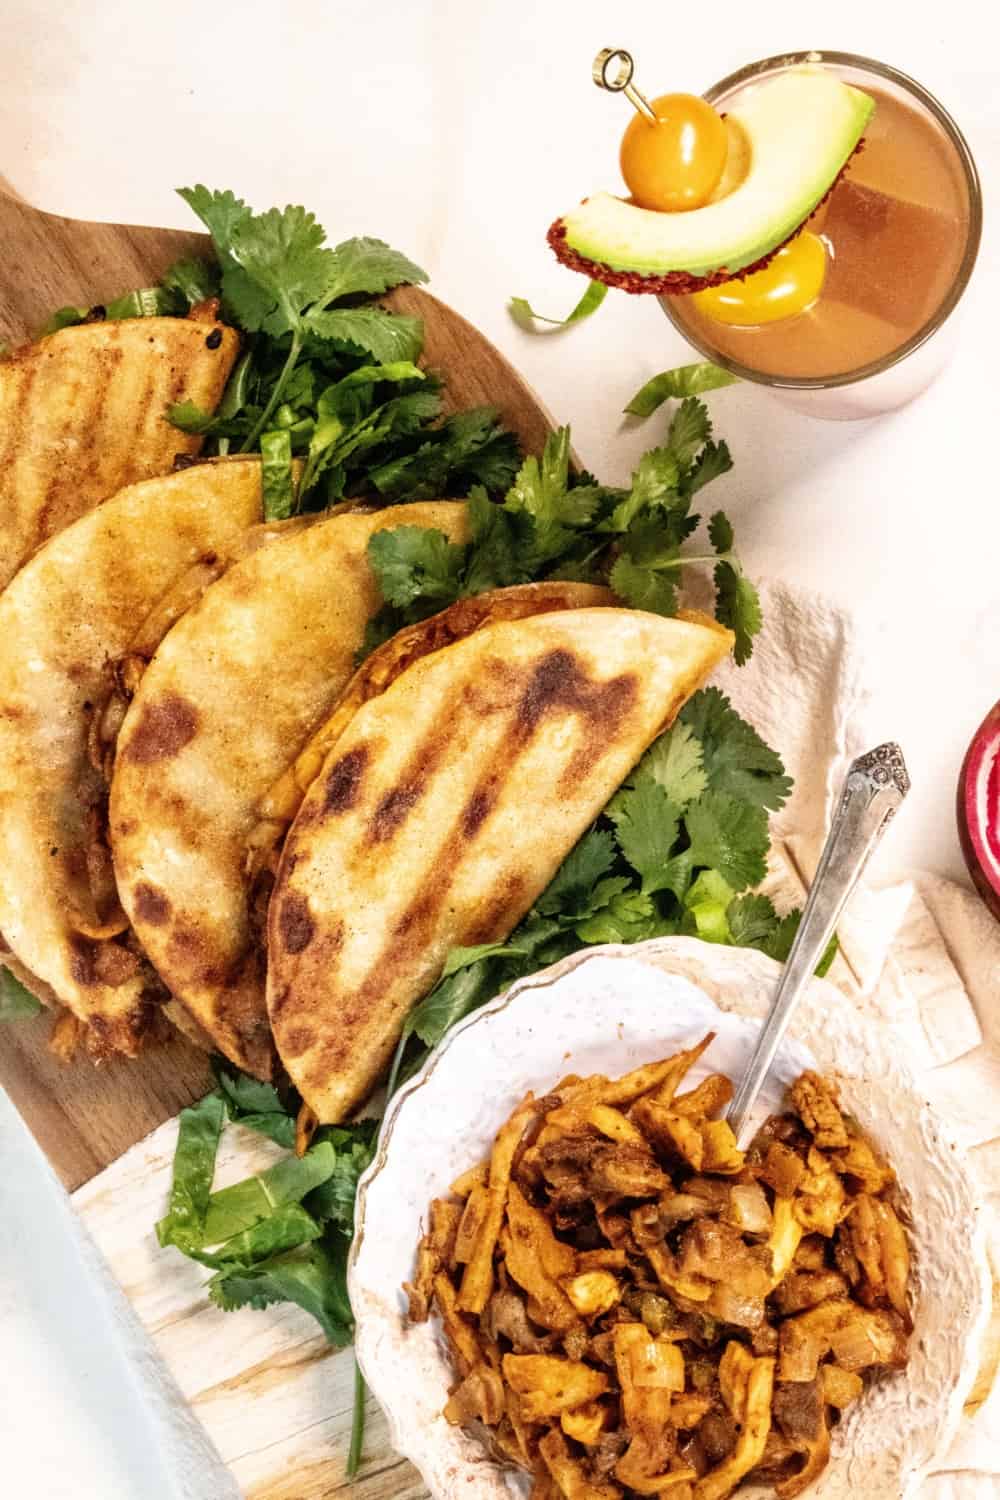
(727, 742, 911, 1147)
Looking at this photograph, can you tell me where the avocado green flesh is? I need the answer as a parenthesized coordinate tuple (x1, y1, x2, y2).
(563, 69, 875, 279)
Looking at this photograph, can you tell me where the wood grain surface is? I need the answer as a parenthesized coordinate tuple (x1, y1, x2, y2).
(0, 195, 553, 1191)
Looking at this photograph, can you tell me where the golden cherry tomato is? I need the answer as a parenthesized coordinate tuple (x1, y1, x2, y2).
(620, 93, 728, 212)
(691, 231, 828, 325)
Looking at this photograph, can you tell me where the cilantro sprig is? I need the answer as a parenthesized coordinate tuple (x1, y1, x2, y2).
(166, 188, 522, 517)
(38, 187, 521, 522)
(159, 1064, 375, 1351)
(363, 394, 762, 663)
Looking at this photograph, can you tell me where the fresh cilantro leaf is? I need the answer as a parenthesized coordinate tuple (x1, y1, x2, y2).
(714, 560, 762, 666)
(306, 1125, 377, 1233)
(667, 397, 713, 471)
(215, 349, 255, 424)
(308, 308, 424, 364)
(0, 967, 42, 1021)
(439, 941, 531, 978)
(687, 441, 733, 496)
(606, 779, 681, 894)
(212, 1064, 285, 1117)
(188, 1203, 322, 1271)
(176, 186, 250, 268)
(324, 236, 428, 301)
(509, 279, 608, 331)
(634, 721, 708, 810)
(220, 266, 276, 334)
(198, 1141, 337, 1246)
(606, 448, 681, 533)
(369, 408, 519, 503)
(625, 362, 738, 417)
(228, 204, 336, 337)
(574, 889, 663, 944)
(208, 1233, 354, 1346)
(160, 256, 220, 308)
(680, 689, 792, 811)
(609, 554, 679, 616)
(367, 526, 466, 608)
(726, 892, 782, 948)
(535, 829, 618, 917)
(727, 896, 837, 975)
(684, 789, 770, 892)
(707, 511, 734, 553)
(211, 1062, 296, 1149)
(407, 961, 498, 1049)
(503, 428, 595, 566)
(157, 1092, 226, 1252)
(658, 848, 697, 904)
(461, 486, 524, 593)
(261, 429, 294, 519)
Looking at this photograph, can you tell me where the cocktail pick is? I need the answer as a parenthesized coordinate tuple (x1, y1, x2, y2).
(727, 743, 911, 1146)
(592, 48, 657, 124)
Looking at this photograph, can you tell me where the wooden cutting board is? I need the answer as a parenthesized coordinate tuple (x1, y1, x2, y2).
(0, 193, 554, 1193)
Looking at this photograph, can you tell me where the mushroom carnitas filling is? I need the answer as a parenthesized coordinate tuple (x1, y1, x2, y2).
(405, 1037, 912, 1500)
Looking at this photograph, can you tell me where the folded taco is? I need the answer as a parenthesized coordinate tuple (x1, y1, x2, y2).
(0, 314, 238, 589)
(0, 459, 264, 1056)
(267, 608, 734, 1122)
(109, 504, 607, 1077)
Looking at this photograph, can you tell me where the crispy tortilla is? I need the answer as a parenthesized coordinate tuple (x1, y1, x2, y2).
(267, 609, 734, 1122)
(110, 503, 473, 1078)
(0, 459, 266, 1057)
(247, 580, 618, 879)
(0, 315, 239, 589)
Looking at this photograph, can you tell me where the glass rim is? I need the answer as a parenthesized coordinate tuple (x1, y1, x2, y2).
(659, 50, 983, 391)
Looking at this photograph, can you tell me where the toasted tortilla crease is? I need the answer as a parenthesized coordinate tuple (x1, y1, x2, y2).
(0, 316, 238, 589)
(0, 460, 267, 1057)
(111, 504, 477, 1077)
(267, 608, 734, 1122)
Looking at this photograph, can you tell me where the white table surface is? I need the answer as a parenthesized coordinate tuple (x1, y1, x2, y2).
(0, 2, 997, 1495)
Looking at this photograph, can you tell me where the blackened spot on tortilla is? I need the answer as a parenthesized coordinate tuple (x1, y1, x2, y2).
(324, 746, 369, 813)
(517, 649, 638, 736)
(278, 892, 315, 955)
(125, 693, 199, 764)
(369, 784, 421, 844)
(133, 882, 171, 926)
(461, 787, 494, 839)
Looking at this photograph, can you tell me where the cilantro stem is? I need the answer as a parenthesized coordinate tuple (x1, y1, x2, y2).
(239, 331, 303, 455)
(347, 1355, 367, 1477)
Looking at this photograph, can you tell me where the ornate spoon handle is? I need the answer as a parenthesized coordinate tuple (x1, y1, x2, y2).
(727, 743, 911, 1146)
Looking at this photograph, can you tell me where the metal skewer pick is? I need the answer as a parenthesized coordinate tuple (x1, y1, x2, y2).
(727, 743, 911, 1147)
(593, 48, 658, 123)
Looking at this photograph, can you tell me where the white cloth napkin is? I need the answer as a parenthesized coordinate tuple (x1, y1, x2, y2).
(52, 577, 1000, 1497)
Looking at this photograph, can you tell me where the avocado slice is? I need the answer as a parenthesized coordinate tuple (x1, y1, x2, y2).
(549, 68, 875, 294)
